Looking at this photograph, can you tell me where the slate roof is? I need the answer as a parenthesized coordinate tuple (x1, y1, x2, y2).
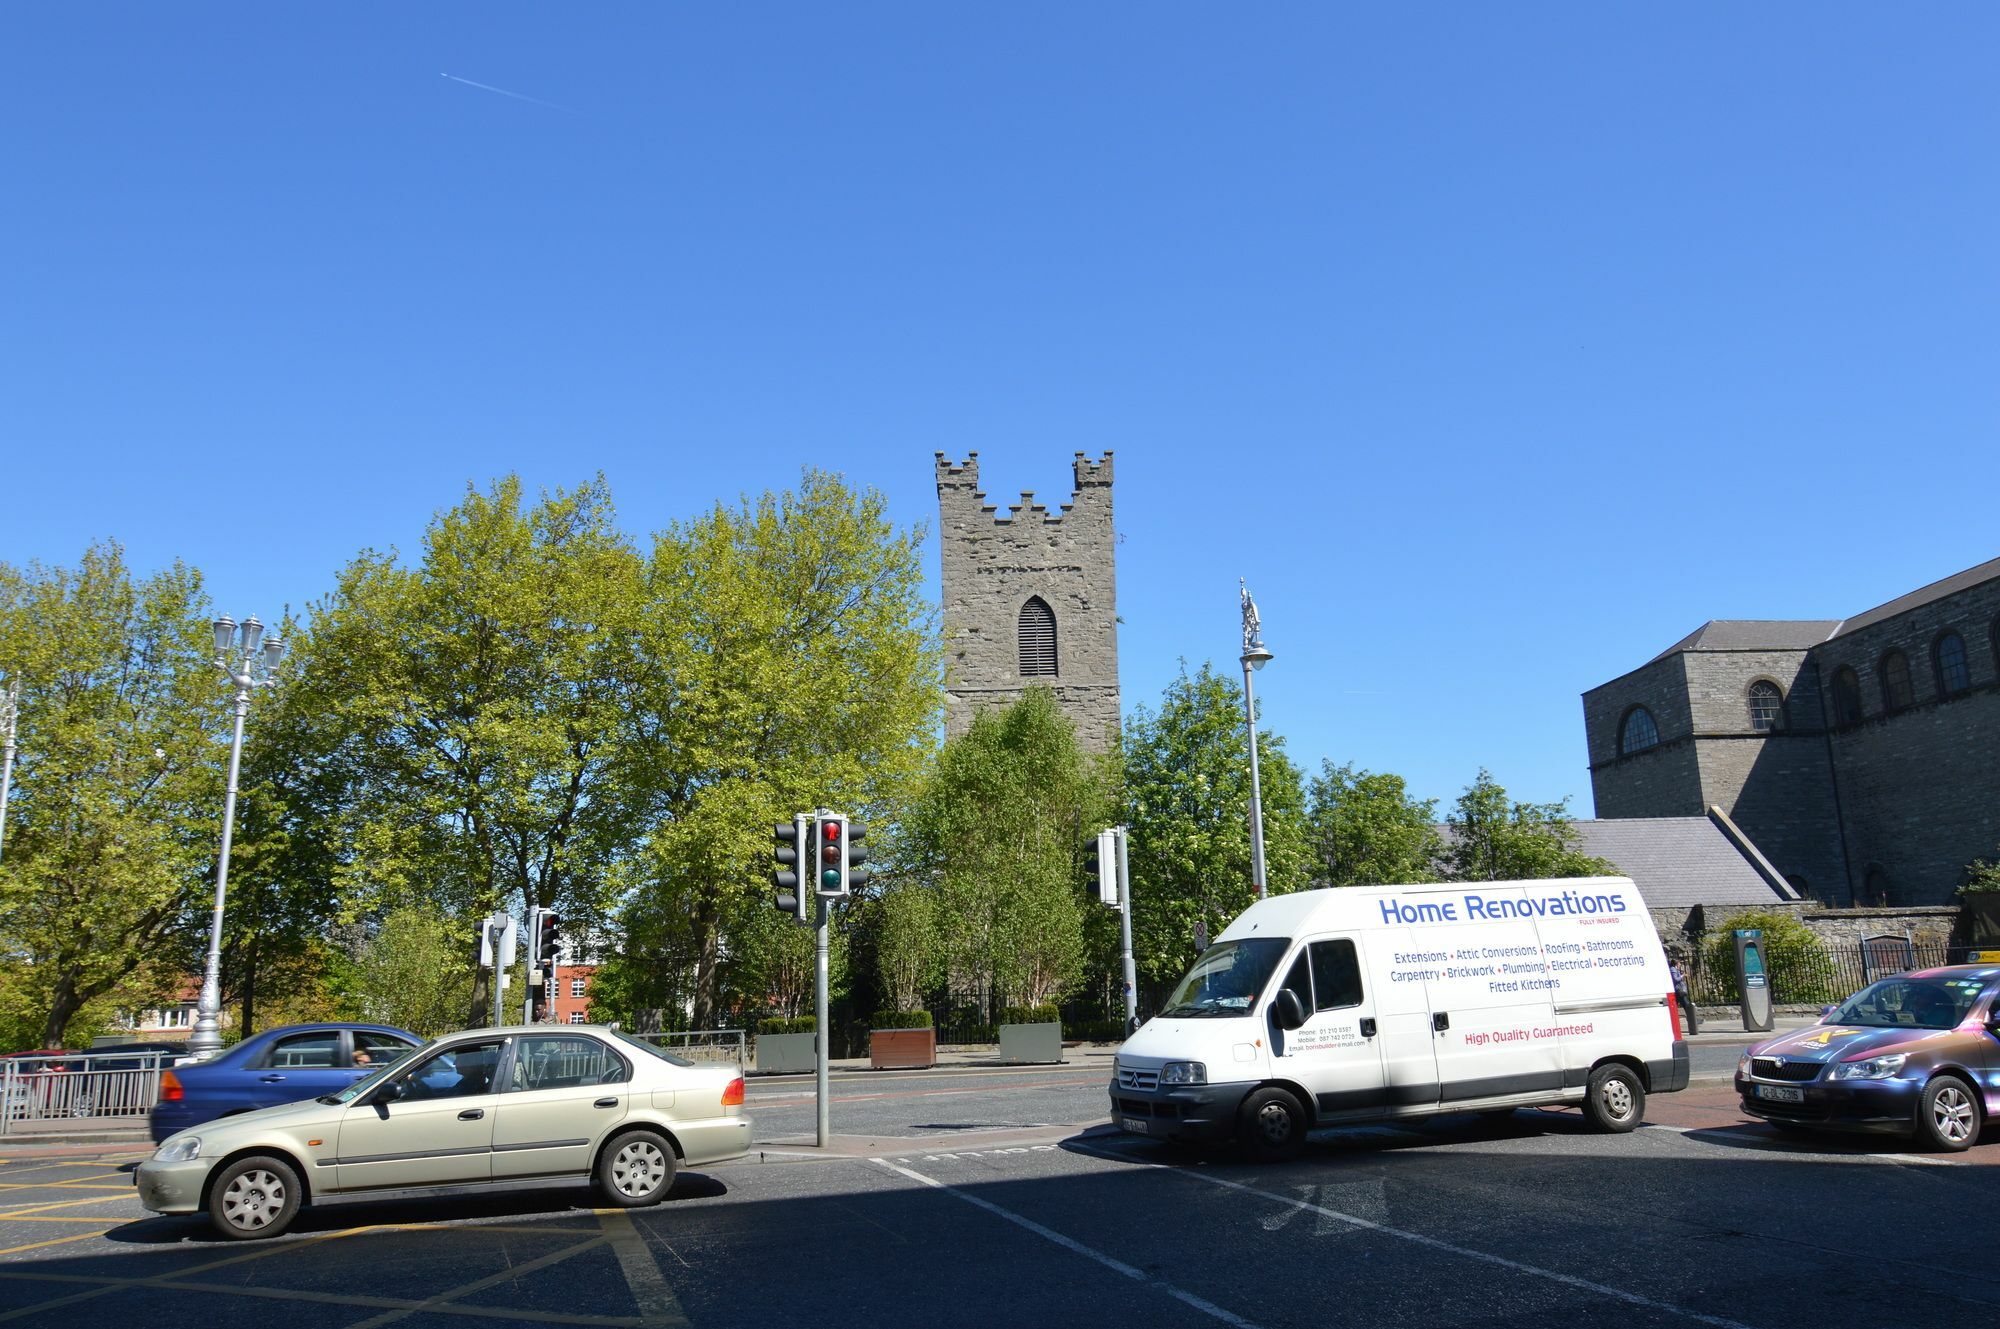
(1649, 620, 1840, 663)
(1569, 815, 1798, 908)
(1830, 554, 2000, 639)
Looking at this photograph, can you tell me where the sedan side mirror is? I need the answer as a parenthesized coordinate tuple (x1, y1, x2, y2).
(1272, 989, 1308, 1031)
(371, 1079, 405, 1105)
(1819, 1006, 1837, 1022)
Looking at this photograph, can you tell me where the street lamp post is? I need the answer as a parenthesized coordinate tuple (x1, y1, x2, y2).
(1239, 580, 1273, 901)
(0, 679, 18, 864)
(188, 616, 287, 1058)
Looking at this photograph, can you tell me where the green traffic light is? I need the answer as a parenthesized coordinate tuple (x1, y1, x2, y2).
(822, 868, 842, 889)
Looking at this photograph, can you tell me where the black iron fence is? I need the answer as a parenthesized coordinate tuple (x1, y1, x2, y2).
(1689, 938, 1975, 1007)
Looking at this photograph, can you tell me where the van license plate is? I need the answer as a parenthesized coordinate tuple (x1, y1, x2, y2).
(1122, 1117, 1149, 1134)
(1755, 1085, 1804, 1103)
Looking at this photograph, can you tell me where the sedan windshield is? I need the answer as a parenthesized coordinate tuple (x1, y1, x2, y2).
(1828, 977, 1986, 1030)
(1160, 938, 1291, 1017)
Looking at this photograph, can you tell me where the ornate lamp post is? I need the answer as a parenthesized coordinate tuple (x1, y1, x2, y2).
(0, 678, 18, 864)
(188, 616, 287, 1057)
(1239, 580, 1273, 901)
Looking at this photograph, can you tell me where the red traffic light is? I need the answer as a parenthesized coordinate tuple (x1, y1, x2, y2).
(821, 821, 841, 842)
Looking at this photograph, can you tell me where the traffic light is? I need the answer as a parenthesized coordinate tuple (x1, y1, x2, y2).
(1085, 828, 1120, 906)
(773, 816, 809, 922)
(814, 813, 849, 898)
(845, 820, 871, 892)
(533, 909, 561, 968)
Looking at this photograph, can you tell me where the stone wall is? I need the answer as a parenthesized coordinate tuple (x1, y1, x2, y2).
(935, 452, 1121, 753)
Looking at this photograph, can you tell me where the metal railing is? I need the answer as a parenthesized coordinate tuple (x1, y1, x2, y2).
(0, 1050, 166, 1136)
(630, 1029, 746, 1071)
(1690, 939, 1972, 1007)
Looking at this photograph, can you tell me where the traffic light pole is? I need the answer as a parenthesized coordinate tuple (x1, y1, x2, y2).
(490, 919, 506, 1029)
(815, 892, 831, 1148)
(1116, 825, 1138, 1035)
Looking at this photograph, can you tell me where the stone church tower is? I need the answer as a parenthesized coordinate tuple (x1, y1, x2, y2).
(934, 452, 1121, 752)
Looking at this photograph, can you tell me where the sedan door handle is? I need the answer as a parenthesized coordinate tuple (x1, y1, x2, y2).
(258, 1074, 286, 1083)
(594, 1097, 618, 1109)
(457, 1108, 485, 1121)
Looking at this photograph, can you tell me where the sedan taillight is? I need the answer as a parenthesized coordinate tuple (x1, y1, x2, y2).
(721, 1076, 745, 1107)
(159, 1071, 184, 1102)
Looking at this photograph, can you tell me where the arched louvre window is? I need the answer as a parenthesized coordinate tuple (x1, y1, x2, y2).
(1830, 666, 1863, 727)
(1880, 650, 1914, 712)
(1934, 632, 1969, 696)
(1618, 706, 1658, 756)
(1747, 681, 1784, 732)
(1018, 597, 1058, 677)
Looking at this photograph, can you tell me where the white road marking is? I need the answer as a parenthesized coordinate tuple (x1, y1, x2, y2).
(597, 1207, 688, 1327)
(1072, 1144, 1761, 1329)
(869, 1157, 1265, 1329)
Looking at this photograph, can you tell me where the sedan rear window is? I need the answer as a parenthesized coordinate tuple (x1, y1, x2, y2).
(606, 1029, 695, 1067)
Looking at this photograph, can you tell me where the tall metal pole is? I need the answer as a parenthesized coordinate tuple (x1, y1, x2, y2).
(815, 892, 831, 1147)
(190, 687, 251, 1057)
(0, 680, 19, 865)
(1239, 580, 1274, 902)
(492, 919, 506, 1029)
(1116, 825, 1138, 1034)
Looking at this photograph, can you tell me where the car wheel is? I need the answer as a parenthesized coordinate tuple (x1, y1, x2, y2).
(207, 1156, 302, 1240)
(1582, 1064, 1645, 1133)
(1916, 1076, 1980, 1152)
(1238, 1087, 1308, 1163)
(595, 1130, 677, 1207)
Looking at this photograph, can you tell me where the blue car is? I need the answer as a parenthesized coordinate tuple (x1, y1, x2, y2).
(150, 1023, 421, 1143)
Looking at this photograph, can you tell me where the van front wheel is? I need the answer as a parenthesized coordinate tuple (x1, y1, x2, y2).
(1238, 1087, 1308, 1163)
(1583, 1065, 1645, 1133)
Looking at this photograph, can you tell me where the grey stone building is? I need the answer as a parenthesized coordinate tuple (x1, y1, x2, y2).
(1583, 556, 2000, 906)
(934, 452, 1120, 752)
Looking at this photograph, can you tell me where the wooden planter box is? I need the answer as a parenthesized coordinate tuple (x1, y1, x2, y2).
(753, 1032, 817, 1075)
(869, 1027, 935, 1070)
(999, 1020, 1063, 1065)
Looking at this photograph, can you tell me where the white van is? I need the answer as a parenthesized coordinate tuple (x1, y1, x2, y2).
(1110, 877, 1689, 1159)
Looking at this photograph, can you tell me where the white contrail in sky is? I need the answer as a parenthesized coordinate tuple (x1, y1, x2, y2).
(439, 72, 574, 113)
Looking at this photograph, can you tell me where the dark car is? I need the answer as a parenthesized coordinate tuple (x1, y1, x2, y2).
(150, 1023, 421, 1143)
(1736, 964, 2000, 1151)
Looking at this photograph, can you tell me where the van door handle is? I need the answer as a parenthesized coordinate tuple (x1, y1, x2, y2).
(457, 1108, 485, 1121)
(1433, 1012, 1450, 1033)
(1359, 1018, 1377, 1038)
(594, 1097, 618, 1108)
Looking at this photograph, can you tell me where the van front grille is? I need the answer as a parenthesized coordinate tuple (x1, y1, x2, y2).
(1116, 1065, 1158, 1091)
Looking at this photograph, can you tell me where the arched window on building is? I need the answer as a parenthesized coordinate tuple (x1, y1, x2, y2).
(1934, 631, 1969, 697)
(1880, 650, 1914, 713)
(1784, 874, 1811, 900)
(1746, 680, 1784, 732)
(1863, 866, 1891, 907)
(1830, 666, 1863, 727)
(1618, 706, 1659, 756)
(1017, 596, 1058, 678)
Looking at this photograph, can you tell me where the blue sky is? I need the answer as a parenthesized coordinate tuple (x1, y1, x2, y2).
(4, 6, 1995, 814)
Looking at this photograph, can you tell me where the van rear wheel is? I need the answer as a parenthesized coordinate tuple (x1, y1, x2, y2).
(1582, 1064, 1644, 1133)
(1238, 1087, 1308, 1163)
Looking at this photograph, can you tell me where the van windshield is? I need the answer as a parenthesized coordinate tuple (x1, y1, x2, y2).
(1160, 939, 1291, 1018)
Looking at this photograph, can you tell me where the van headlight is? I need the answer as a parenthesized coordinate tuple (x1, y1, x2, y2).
(1830, 1054, 1906, 1081)
(1159, 1061, 1206, 1086)
(154, 1135, 202, 1163)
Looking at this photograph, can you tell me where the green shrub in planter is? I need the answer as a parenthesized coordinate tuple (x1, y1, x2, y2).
(759, 1016, 816, 1034)
(1000, 1005, 1060, 1026)
(869, 1010, 932, 1029)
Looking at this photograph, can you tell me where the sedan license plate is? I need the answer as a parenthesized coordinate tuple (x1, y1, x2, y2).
(1755, 1084, 1804, 1103)
(1121, 1116, 1149, 1134)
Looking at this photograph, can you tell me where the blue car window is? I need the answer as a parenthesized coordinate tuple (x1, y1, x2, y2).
(266, 1031, 341, 1069)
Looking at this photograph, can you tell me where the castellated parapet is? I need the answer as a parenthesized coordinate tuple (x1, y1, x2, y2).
(934, 452, 1121, 752)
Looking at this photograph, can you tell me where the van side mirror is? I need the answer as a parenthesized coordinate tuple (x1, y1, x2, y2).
(1272, 989, 1308, 1031)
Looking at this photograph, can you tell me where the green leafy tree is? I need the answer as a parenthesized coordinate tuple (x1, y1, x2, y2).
(903, 689, 1110, 1010)
(347, 906, 477, 1037)
(0, 543, 224, 1046)
(606, 470, 940, 1027)
(1961, 854, 2000, 894)
(872, 879, 940, 1015)
(1695, 908, 1837, 1005)
(1122, 663, 1310, 986)
(294, 476, 645, 1021)
(1307, 762, 1444, 886)
(1444, 769, 1614, 883)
